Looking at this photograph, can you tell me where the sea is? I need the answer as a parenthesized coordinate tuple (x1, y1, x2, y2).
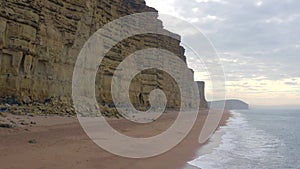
(186, 109, 300, 169)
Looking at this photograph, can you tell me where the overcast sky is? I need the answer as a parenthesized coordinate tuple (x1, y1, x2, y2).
(146, 0, 300, 106)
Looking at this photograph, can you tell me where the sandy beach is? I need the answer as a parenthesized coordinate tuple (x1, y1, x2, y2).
(0, 110, 230, 169)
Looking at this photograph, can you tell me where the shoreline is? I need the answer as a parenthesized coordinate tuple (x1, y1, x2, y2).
(184, 130, 226, 169)
(0, 110, 231, 169)
(184, 110, 233, 169)
(183, 110, 232, 169)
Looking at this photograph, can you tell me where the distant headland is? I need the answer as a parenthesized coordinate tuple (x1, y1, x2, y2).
(208, 99, 249, 110)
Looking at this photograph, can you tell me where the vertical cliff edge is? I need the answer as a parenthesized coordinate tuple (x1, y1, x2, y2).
(0, 0, 208, 116)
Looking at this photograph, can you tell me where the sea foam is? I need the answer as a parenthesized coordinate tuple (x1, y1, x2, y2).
(187, 110, 285, 169)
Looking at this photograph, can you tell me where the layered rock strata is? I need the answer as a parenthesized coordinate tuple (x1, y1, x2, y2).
(0, 0, 207, 116)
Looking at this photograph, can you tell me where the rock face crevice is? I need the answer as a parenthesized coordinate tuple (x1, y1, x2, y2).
(0, 0, 207, 115)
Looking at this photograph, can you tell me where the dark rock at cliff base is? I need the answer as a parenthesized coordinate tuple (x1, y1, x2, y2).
(0, 123, 15, 128)
(28, 139, 37, 144)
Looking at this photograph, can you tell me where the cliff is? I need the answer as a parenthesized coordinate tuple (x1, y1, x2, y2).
(0, 0, 207, 116)
(197, 81, 208, 109)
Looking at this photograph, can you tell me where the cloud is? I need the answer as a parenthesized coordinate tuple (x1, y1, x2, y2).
(255, 1, 263, 7)
(146, 0, 183, 18)
(195, 0, 227, 4)
(224, 78, 300, 105)
(285, 82, 298, 86)
(187, 17, 200, 23)
(263, 15, 300, 24)
(203, 15, 225, 22)
(145, 0, 300, 105)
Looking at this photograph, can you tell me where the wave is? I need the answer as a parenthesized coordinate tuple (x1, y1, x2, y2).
(187, 110, 285, 169)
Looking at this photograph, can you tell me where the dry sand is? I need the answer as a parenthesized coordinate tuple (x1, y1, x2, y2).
(0, 110, 230, 169)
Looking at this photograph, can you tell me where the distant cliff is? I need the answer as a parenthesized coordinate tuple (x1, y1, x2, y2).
(208, 100, 249, 110)
(0, 0, 207, 115)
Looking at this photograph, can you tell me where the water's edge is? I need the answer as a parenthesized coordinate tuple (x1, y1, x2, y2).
(183, 111, 233, 169)
(185, 109, 299, 169)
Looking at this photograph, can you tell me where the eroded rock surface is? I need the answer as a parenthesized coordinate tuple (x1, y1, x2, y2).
(0, 0, 207, 116)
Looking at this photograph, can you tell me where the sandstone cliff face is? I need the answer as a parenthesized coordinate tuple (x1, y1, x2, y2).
(197, 81, 208, 109)
(0, 0, 207, 115)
